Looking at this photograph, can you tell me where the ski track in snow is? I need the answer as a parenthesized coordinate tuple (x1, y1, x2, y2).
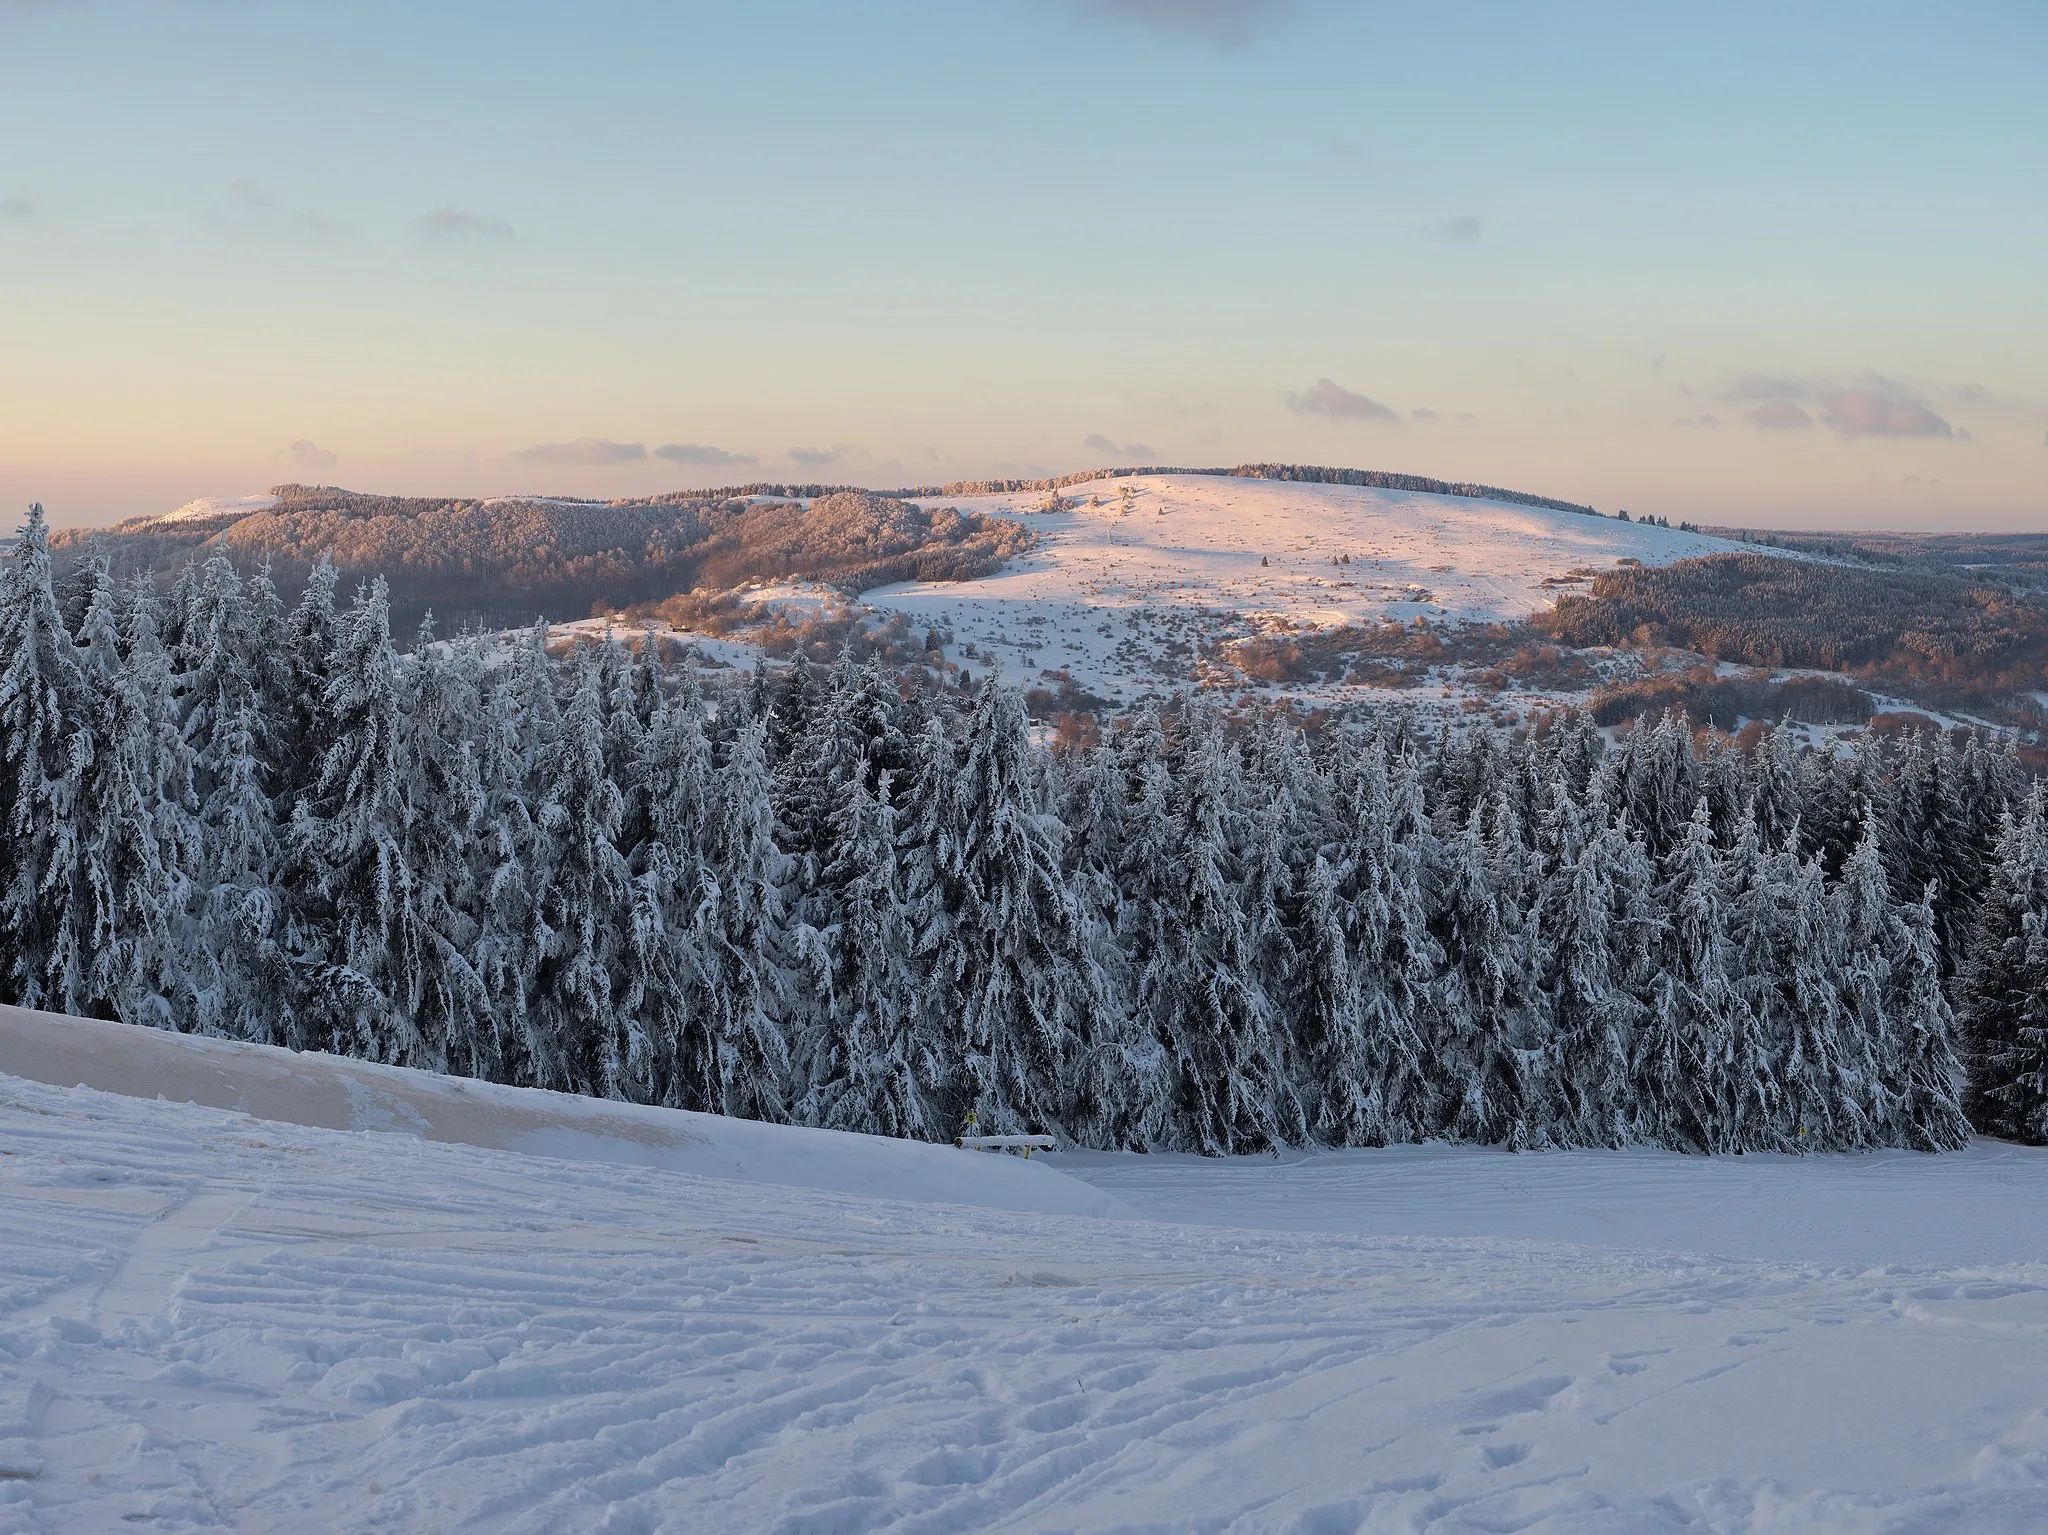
(6, 1072, 2048, 1532)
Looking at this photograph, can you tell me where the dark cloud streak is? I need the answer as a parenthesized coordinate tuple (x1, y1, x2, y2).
(1819, 388, 1956, 440)
(413, 207, 514, 242)
(1745, 401, 1814, 431)
(655, 443, 755, 468)
(515, 438, 646, 466)
(1288, 378, 1397, 423)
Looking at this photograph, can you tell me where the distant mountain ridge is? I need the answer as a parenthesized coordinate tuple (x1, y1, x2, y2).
(56, 483, 1029, 637)
(50, 463, 1601, 638)
(904, 463, 1603, 519)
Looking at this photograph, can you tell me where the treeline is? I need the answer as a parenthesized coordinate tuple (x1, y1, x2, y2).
(7, 506, 2048, 1151)
(1543, 554, 2048, 709)
(1705, 527, 2048, 589)
(52, 487, 1024, 640)
(918, 463, 1601, 518)
(1588, 669, 1876, 730)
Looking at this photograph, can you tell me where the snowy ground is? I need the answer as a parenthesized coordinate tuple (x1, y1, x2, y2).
(129, 495, 281, 531)
(7, 1010, 2048, 1533)
(859, 475, 1770, 702)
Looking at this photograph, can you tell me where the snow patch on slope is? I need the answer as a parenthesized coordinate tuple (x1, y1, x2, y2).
(0, 1005, 1128, 1219)
(137, 492, 279, 528)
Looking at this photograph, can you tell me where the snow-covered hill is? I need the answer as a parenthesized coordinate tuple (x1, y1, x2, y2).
(8, 1011, 2048, 1532)
(859, 473, 1775, 700)
(128, 493, 280, 530)
(0, 1006, 1121, 1220)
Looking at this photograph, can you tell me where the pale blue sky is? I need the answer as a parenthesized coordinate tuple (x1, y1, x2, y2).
(2, 0, 2043, 527)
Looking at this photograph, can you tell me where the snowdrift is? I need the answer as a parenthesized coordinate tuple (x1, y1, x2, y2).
(0, 1004, 1130, 1219)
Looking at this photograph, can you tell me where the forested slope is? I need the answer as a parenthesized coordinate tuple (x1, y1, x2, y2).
(1542, 553, 2048, 709)
(10, 505, 2048, 1151)
(50, 484, 1029, 636)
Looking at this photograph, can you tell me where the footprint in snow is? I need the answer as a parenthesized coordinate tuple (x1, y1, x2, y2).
(1460, 1374, 1574, 1421)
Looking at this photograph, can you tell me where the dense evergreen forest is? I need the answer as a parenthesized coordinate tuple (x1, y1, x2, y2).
(1543, 554, 2048, 713)
(7, 504, 2048, 1151)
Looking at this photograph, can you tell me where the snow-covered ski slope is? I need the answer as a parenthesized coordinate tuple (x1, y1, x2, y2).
(861, 474, 1773, 697)
(9, 1012, 2048, 1533)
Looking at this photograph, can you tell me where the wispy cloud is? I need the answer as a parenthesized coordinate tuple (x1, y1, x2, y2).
(515, 437, 646, 466)
(1674, 414, 1721, 429)
(1082, 433, 1157, 459)
(1819, 387, 1957, 440)
(1725, 371, 1806, 401)
(1288, 377, 1397, 423)
(0, 194, 34, 221)
(412, 207, 514, 242)
(286, 439, 338, 472)
(1410, 408, 1442, 422)
(655, 442, 755, 468)
(1429, 215, 1482, 243)
(789, 446, 840, 471)
(1069, 0, 1292, 49)
(1745, 400, 1813, 431)
(234, 179, 339, 237)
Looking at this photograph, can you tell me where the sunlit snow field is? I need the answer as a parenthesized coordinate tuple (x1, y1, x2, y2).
(5, 1007, 2047, 1534)
(857, 474, 1773, 702)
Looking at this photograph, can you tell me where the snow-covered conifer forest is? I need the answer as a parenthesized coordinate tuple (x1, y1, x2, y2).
(7, 501, 2048, 1154)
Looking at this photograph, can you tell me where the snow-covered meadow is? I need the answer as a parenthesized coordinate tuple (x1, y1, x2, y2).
(857, 475, 1769, 700)
(6, 1008, 2047, 1534)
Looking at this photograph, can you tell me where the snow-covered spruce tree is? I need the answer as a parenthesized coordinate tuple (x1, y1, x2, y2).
(285, 577, 420, 1062)
(1956, 788, 2048, 1143)
(1718, 809, 1796, 1150)
(793, 761, 942, 1138)
(523, 645, 639, 1097)
(1240, 719, 1311, 994)
(1427, 793, 1544, 1147)
(1747, 724, 1804, 857)
(1144, 699, 1300, 1153)
(1882, 883, 1969, 1150)
(177, 562, 286, 1041)
(1800, 736, 1882, 878)
(693, 717, 792, 1121)
(1050, 707, 1166, 1149)
(1636, 800, 1743, 1152)
(895, 713, 964, 1116)
(1309, 737, 1439, 1146)
(1533, 780, 1640, 1148)
(0, 505, 85, 1010)
(922, 680, 1085, 1139)
(1754, 839, 1859, 1150)
(1885, 728, 1979, 976)
(1618, 711, 1701, 862)
(390, 618, 495, 1081)
(625, 653, 712, 1108)
(69, 564, 189, 1027)
(1818, 812, 1904, 1147)
(470, 623, 557, 1084)
(275, 558, 340, 820)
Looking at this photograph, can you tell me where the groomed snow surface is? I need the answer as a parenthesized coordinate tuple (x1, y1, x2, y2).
(6, 1009, 2048, 1533)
